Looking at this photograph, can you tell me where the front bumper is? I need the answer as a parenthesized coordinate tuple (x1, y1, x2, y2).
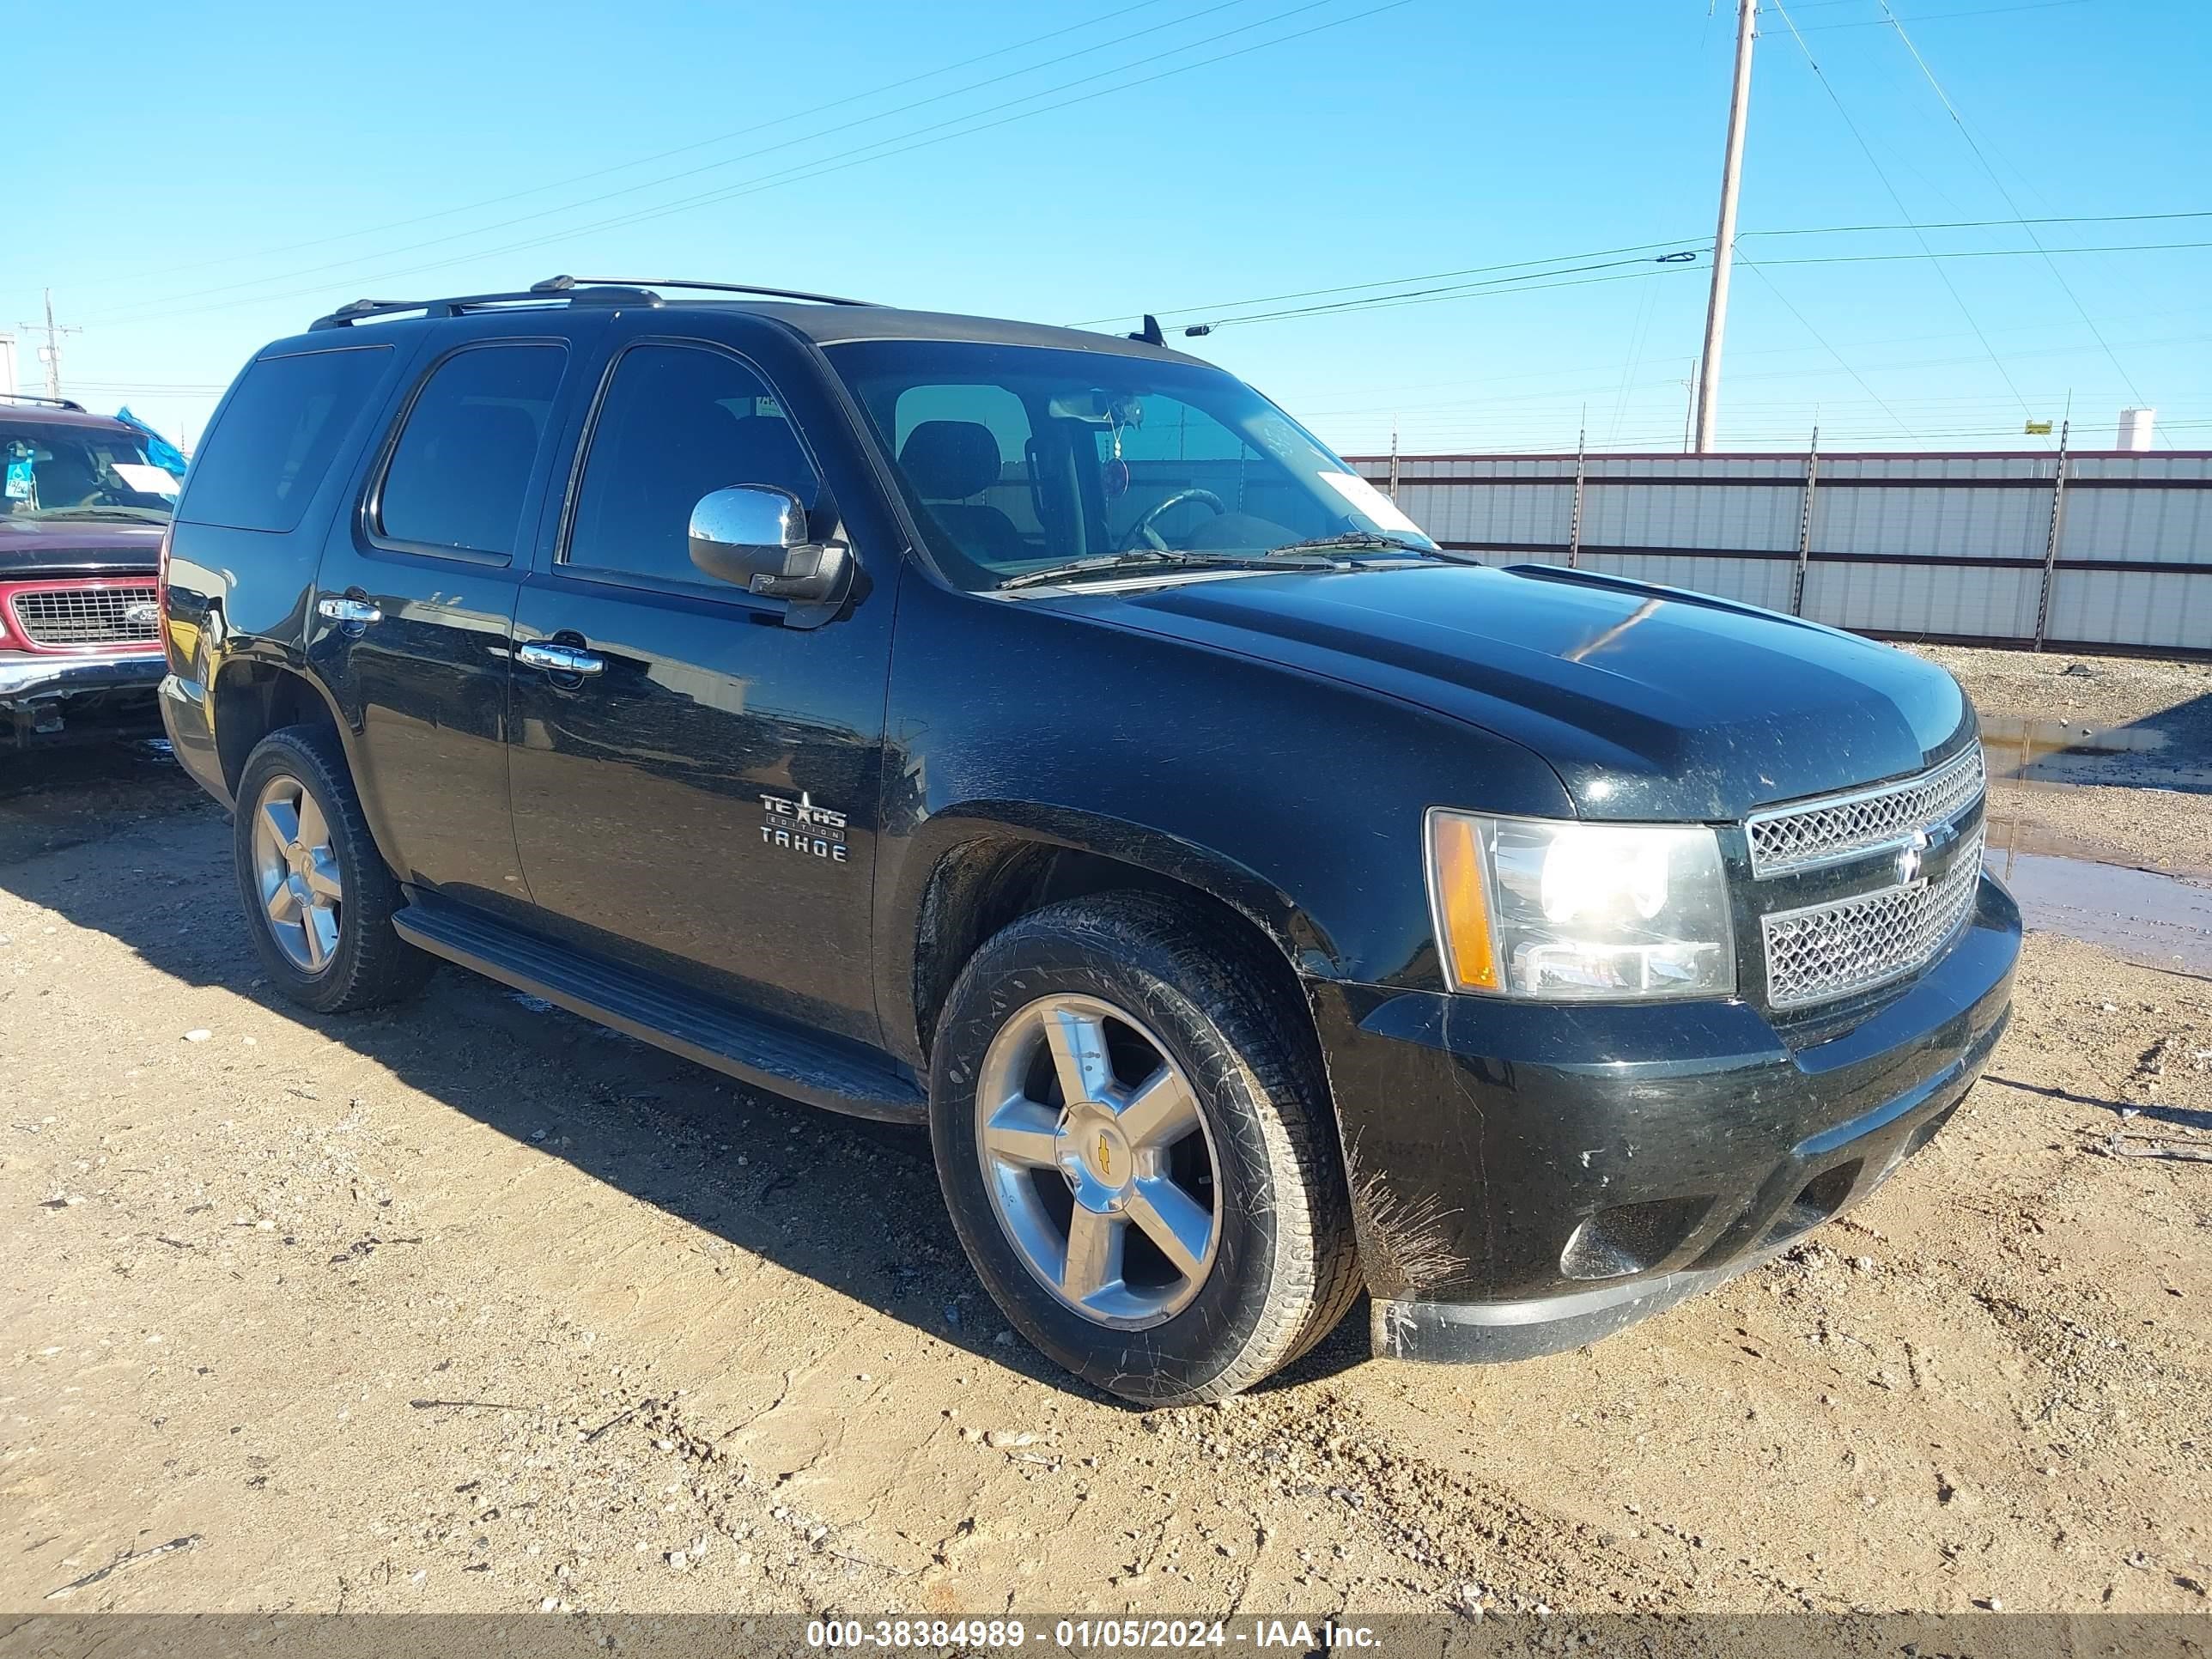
(0, 649, 166, 743)
(1312, 872, 2021, 1364)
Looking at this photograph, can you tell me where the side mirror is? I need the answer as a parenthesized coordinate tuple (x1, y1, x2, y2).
(688, 485, 851, 605)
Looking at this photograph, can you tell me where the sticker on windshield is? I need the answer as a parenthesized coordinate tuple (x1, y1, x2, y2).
(1316, 469, 1423, 536)
(112, 462, 181, 497)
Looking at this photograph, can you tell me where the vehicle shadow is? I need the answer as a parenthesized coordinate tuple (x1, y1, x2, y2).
(1, 754, 1366, 1405)
(1985, 1074, 2212, 1135)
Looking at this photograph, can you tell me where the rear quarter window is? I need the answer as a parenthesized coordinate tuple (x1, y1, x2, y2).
(373, 343, 566, 560)
(179, 345, 393, 533)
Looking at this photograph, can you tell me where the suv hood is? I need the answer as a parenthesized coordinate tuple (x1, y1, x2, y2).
(0, 517, 166, 579)
(1072, 562, 1972, 821)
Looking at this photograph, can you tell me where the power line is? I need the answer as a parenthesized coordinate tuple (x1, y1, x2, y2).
(1876, 0, 2163, 441)
(1274, 298, 2212, 409)
(1765, 0, 2034, 415)
(1760, 240, 2212, 265)
(1607, 273, 1664, 445)
(1733, 252, 1915, 433)
(90, 0, 1276, 322)
(1067, 237, 1705, 326)
(401, 0, 1425, 295)
(1796, 0, 2088, 30)
(1095, 235, 2205, 339)
(1173, 255, 1705, 332)
(72, 0, 1199, 295)
(1744, 208, 2212, 240)
(99, 0, 1415, 331)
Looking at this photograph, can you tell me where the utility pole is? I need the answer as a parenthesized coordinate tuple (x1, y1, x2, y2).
(1693, 0, 1757, 453)
(16, 290, 81, 403)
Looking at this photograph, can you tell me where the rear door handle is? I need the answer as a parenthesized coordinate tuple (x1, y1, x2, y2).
(517, 641, 605, 677)
(316, 597, 382, 626)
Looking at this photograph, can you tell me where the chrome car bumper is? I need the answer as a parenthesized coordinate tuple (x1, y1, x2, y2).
(0, 648, 167, 702)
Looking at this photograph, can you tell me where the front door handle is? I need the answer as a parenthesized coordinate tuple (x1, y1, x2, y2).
(316, 597, 383, 626)
(517, 641, 605, 677)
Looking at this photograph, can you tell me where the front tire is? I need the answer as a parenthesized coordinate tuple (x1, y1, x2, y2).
(233, 725, 431, 1014)
(930, 893, 1360, 1405)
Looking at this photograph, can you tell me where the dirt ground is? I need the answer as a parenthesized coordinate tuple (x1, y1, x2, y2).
(3, 714, 2209, 1622)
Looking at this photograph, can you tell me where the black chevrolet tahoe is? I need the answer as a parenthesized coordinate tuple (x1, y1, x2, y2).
(159, 277, 2021, 1405)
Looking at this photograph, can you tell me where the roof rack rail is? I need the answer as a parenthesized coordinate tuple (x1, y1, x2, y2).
(0, 392, 89, 412)
(308, 283, 662, 331)
(536, 275, 876, 307)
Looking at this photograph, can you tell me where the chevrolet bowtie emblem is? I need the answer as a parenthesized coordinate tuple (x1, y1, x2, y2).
(1895, 829, 1929, 885)
(1096, 1130, 1112, 1180)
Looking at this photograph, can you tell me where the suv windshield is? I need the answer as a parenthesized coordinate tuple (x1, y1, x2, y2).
(1, 421, 179, 524)
(826, 341, 1435, 589)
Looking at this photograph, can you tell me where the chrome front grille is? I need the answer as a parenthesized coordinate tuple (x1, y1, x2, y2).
(9, 585, 160, 647)
(1761, 825, 1985, 1009)
(1747, 745, 1985, 878)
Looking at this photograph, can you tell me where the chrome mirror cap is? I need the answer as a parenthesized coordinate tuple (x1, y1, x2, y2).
(688, 484, 849, 606)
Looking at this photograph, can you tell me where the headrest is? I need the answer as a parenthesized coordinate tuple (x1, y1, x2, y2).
(899, 420, 1002, 501)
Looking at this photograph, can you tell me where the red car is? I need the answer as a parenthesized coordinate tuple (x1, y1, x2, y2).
(0, 395, 176, 749)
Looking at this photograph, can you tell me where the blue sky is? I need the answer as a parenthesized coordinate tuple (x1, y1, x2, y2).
(9, 0, 2208, 455)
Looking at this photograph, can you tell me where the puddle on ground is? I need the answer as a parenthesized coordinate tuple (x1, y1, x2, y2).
(1983, 818, 2212, 978)
(1980, 714, 2170, 782)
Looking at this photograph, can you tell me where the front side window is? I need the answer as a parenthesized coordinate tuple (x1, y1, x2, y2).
(564, 343, 819, 588)
(828, 340, 1432, 589)
(1, 421, 178, 524)
(377, 343, 566, 558)
(180, 345, 392, 533)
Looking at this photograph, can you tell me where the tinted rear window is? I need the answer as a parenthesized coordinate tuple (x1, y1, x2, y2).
(375, 343, 566, 559)
(180, 345, 392, 533)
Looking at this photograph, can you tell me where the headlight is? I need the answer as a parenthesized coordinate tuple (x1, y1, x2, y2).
(1425, 810, 1736, 1000)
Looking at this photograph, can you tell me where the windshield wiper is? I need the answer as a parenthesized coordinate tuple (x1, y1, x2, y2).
(1266, 531, 1468, 560)
(27, 506, 172, 524)
(997, 549, 1332, 591)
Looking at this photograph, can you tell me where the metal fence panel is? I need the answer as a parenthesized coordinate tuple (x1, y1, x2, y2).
(1802, 560, 2043, 640)
(1812, 483, 2050, 561)
(1348, 447, 2212, 653)
(2060, 486, 2212, 567)
(2045, 568, 2212, 649)
(1395, 480, 1572, 547)
(1580, 551, 1797, 610)
(1583, 483, 1802, 551)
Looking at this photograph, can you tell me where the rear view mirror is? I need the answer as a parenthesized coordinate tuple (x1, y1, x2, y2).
(688, 485, 851, 607)
(1043, 390, 1144, 428)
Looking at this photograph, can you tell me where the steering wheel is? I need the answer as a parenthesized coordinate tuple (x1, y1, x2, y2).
(1121, 488, 1226, 551)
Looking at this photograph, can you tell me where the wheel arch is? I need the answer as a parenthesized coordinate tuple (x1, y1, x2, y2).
(890, 804, 1334, 1077)
(210, 654, 345, 799)
(208, 654, 407, 877)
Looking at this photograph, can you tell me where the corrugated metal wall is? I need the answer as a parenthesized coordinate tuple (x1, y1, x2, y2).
(1349, 450, 2212, 653)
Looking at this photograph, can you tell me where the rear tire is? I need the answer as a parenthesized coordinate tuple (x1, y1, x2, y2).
(234, 725, 431, 1014)
(930, 892, 1360, 1405)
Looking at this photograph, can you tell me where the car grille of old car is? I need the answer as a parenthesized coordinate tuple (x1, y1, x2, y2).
(8, 585, 161, 647)
(1747, 748, 1988, 1011)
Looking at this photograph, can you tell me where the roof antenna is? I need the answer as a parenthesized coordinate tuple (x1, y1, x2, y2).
(1127, 313, 1165, 347)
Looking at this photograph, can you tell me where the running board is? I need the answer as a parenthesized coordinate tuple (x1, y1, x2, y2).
(392, 897, 927, 1124)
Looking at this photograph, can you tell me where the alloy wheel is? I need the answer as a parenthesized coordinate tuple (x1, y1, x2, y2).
(974, 994, 1223, 1328)
(249, 774, 343, 974)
